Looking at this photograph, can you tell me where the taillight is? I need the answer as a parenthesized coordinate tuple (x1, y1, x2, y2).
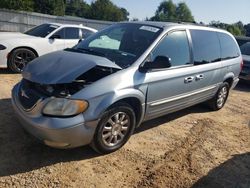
(240, 58, 244, 71)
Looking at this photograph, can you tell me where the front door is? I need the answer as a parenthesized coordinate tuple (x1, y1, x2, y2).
(144, 30, 195, 120)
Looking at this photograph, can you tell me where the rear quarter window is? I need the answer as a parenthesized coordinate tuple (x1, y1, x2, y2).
(218, 33, 240, 60)
(190, 30, 221, 65)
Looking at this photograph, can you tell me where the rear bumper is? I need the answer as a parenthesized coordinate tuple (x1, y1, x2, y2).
(11, 83, 98, 149)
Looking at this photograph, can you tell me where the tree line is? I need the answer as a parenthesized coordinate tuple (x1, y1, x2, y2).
(148, 0, 250, 37)
(0, 0, 129, 21)
(0, 0, 249, 36)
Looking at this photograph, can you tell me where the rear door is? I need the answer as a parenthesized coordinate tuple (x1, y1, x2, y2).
(185, 29, 223, 100)
(62, 27, 81, 48)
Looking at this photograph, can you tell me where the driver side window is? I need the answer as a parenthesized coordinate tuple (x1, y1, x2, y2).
(151, 30, 191, 67)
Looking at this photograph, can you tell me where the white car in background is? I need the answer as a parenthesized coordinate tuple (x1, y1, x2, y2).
(0, 23, 97, 72)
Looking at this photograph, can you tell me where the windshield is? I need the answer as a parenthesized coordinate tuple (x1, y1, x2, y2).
(74, 23, 163, 68)
(240, 42, 250, 55)
(25, 24, 59, 38)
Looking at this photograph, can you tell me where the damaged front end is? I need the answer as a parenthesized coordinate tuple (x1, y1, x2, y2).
(18, 51, 122, 112)
(18, 65, 120, 113)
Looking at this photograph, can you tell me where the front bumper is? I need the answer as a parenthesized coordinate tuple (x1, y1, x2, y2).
(11, 84, 98, 149)
(0, 49, 8, 68)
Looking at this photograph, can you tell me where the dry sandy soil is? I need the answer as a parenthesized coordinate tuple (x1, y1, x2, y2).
(0, 69, 249, 188)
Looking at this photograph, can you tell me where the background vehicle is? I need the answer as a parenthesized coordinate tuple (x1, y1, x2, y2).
(239, 42, 250, 81)
(235, 36, 250, 47)
(0, 23, 97, 72)
(12, 22, 241, 154)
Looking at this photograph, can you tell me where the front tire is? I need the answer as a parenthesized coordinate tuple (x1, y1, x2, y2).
(91, 103, 136, 154)
(209, 82, 229, 111)
(8, 48, 37, 73)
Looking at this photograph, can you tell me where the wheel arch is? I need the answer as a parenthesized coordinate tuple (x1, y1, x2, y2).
(111, 97, 144, 127)
(8, 46, 39, 61)
(223, 73, 234, 88)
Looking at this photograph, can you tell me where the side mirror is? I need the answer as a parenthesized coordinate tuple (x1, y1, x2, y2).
(49, 34, 61, 39)
(139, 56, 171, 72)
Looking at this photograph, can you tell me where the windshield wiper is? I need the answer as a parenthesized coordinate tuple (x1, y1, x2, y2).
(76, 48, 106, 57)
(65, 48, 106, 57)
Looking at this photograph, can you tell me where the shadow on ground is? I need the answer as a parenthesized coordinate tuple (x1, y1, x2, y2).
(136, 103, 210, 134)
(0, 98, 98, 177)
(0, 97, 212, 177)
(0, 68, 16, 74)
(192, 152, 250, 188)
(234, 80, 250, 92)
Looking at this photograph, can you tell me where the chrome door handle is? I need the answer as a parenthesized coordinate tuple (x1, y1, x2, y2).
(184, 76, 194, 83)
(196, 74, 204, 81)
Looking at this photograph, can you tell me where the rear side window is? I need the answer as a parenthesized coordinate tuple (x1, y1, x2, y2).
(54, 27, 80, 39)
(65, 28, 80, 39)
(218, 33, 240, 59)
(151, 30, 191, 67)
(190, 30, 221, 65)
(81, 29, 95, 39)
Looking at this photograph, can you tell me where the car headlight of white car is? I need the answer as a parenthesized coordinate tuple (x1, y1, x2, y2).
(43, 98, 88, 117)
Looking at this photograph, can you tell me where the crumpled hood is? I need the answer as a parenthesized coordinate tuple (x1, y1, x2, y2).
(22, 50, 122, 84)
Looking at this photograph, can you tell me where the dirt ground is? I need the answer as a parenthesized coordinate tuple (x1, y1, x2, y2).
(0, 69, 249, 188)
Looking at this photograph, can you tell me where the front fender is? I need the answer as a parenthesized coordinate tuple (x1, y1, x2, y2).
(79, 88, 146, 122)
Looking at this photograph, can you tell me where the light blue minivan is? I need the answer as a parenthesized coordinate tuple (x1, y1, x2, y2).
(12, 22, 242, 153)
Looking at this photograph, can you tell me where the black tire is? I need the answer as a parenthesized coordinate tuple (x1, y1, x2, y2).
(91, 102, 136, 154)
(8, 48, 37, 73)
(208, 82, 230, 111)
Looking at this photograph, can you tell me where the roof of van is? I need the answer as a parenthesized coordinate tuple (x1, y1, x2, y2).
(122, 21, 228, 33)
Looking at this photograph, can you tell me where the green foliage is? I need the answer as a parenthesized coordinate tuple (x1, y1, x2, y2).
(209, 21, 246, 36)
(0, 0, 129, 21)
(33, 0, 55, 15)
(176, 2, 194, 22)
(89, 0, 129, 21)
(53, 0, 65, 16)
(0, 0, 34, 11)
(150, 0, 194, 22)
(65, 0, 90, 18)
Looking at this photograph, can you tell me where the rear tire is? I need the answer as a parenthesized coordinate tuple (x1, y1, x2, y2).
(8, 48, 37, 73)
(91, 102, 136, 154)
(208, 82, 229, 111)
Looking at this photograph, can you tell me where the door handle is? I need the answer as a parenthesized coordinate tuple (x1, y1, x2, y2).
(196, 74, 204, 81)
(184, 76, 194, 83)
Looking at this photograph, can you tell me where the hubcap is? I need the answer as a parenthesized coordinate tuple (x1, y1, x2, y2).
(13, 50, 35, 72)
(102, 112, 130, 147)
(217, 86, 228, 108)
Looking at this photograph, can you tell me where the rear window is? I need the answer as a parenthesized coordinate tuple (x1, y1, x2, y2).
(218, 33, 240, 59)
(190, 30, 221, 65)
(54, 27, 80, 39)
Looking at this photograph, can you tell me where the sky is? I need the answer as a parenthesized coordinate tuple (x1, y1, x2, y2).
(85, 0, 250, 24)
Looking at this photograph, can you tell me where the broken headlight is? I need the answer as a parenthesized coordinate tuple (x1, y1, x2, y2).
(42, 98, 88, 117)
